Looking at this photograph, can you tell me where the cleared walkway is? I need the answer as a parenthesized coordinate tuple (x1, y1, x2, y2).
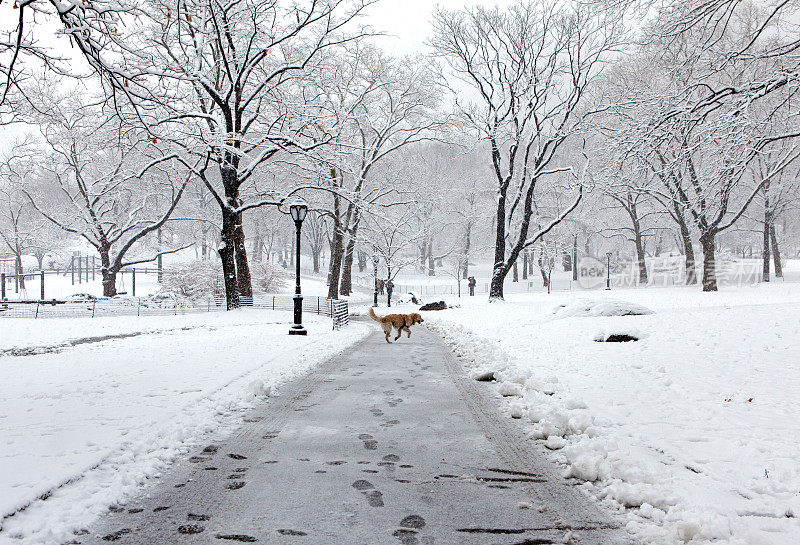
(83, 323, 634, 545)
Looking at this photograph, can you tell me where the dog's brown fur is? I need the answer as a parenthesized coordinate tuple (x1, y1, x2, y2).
(368, 307, 424, 343)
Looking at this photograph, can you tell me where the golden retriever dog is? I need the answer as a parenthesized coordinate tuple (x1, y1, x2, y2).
(368, 307, 424, 343)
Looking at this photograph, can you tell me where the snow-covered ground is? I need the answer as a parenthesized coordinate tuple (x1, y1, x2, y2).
(421, 283, 800, 545)
(0, 310, 370, 545)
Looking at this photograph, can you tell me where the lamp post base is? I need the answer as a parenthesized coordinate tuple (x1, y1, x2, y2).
(290, 293, 305, 336)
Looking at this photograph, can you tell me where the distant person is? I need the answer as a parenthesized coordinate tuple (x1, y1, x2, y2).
(468, 275, 476, 296)
(378, 278, 385, 295)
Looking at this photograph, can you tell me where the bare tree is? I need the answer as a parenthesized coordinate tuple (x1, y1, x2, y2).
(600, 184, 659, 285)
(748, 145, 800, 280)
(111, 0, 374, 308)
(0, 142, 43, 288)
(312, 44, 440, 299)
(362, 207, 423, 286)
(25, 106, 191, 297)
(604, 16, 800, 290)
(432, 0, 619, 299)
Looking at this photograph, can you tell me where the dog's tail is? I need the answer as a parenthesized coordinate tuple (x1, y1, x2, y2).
(367, 307, 382, 322)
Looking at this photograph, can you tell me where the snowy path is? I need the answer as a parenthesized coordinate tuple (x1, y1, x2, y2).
(72, 322, 633, 545)
(0, 311, 370, 544)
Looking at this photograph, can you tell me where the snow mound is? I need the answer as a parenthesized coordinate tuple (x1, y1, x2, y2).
(552, 299, 654, 318)
(246, 380, 272, 397)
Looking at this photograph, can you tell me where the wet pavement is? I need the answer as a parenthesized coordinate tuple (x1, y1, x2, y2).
(81, 322, 634, 545)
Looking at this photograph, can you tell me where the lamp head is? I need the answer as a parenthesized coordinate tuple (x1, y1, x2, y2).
(289, 199, 308, 223)
(372, 254, 380, 264)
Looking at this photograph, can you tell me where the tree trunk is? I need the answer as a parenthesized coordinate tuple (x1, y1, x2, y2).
(419, 240, 427, 273)
(462, 223, 472, 279)
(630, 201, 648, 285)
(340, 232, 357, 296)
(762, 208, 771, 282)
(539, 262, 549, 288)
(327, 219, 344, 300)
(219, 211, 240, 309)
(312, 248, 320, 273)
(340, 238, 355, 296)
(101, 269, 118, 297)
(700, 231, 717, 292)
(512, 260, 518, 282)
(771, 224, 783, 278)
(522, 251, 528, 280)
(15, 253, 25, 289)
(489, 271, 505, 299)
(684, 238, 697, 285)
(340, 212, 360, 296)
(218, 158, 249, 307)
(634, 234, 648, 285)
(233, 216, 252, 303)
(673, 203, 696, 285)
(99, 249, 117, 297)
(489, 193, 508, 300)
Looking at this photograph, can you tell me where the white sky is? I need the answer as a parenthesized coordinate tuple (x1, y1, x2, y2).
(362, 0, 512, 54)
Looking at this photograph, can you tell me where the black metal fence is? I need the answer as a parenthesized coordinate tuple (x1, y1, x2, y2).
(0, 295, 350, 330)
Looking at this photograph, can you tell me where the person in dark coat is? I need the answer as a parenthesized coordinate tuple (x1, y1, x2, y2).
(468, 275, 476, 296)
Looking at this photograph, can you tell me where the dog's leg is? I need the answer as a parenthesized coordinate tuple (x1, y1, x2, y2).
(384, 324, 392, 343)
(406, 327, 412, 338)
(394, 326, 401, 341)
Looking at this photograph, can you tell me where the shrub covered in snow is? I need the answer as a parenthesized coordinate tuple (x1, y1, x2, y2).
(161, 260, 224, 300)
(250, 261, 287, 294)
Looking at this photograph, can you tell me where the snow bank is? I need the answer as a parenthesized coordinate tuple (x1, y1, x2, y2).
(552, 298, 654, 318)
(0, 311, 369, 544)
(425, 285, 800, 545)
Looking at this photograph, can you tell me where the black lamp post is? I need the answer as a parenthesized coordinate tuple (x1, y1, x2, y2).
(372, 254, 380, 308)
(289, 200, 308, 336)
(605, 251, 613, 290)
